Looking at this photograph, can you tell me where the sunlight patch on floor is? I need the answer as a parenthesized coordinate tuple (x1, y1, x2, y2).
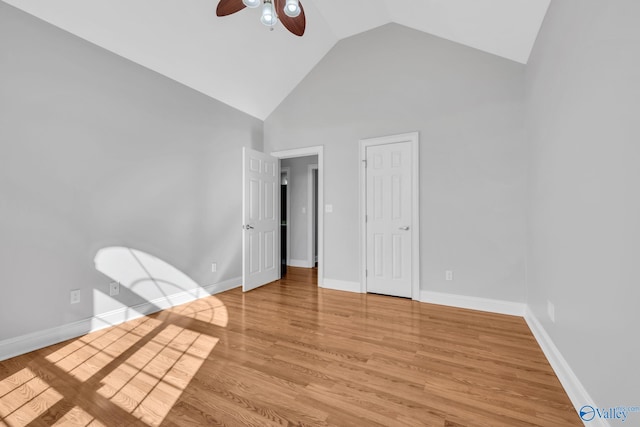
(51, 406, 105, 427)
(0, 368, 62, 426)
(167, 296, 229, 327)
(1, 247, 229, 426)
(97, 324, 218, 426)
(45, 318, 162, 382)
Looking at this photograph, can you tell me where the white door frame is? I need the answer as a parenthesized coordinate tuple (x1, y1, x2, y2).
(271, 146, 324, 287)
(308, 164, 318, 267)
(359, 132, 420, 300)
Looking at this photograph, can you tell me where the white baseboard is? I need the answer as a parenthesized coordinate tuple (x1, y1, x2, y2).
(0, 277, 241, 362)
(288, 259, 312, 268)
(322, 278, 361, 293)
(420, 290, 525, 317)
(524, 307, 607, 427)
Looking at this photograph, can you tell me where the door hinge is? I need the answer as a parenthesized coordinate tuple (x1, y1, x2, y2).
(365, 214, 368, 223)
(362, 159, 367, 168)
(365, 269, 368, 277)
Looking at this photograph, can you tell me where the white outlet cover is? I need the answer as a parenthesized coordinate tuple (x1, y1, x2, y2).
(70, 289, 81, 304)
(109, 282, 120, 296)
(325, 204, 333, 213)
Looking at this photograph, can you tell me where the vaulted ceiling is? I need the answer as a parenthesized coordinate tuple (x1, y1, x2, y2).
(3, 0, 550, 119)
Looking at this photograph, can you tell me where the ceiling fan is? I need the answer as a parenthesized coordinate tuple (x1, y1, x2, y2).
(216, 0, 306, 37)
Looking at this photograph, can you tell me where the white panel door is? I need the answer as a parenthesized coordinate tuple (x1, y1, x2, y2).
(365, 142, 413, 298)
(242, 147, 279, 292)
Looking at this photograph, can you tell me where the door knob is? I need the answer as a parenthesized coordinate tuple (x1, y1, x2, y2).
(399, 226, 410, 231)
(243, 224, 254, 230)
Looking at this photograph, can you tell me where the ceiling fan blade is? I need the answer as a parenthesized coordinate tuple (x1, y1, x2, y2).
(217, 0, 246, 17)
(275, 0, 306, 37)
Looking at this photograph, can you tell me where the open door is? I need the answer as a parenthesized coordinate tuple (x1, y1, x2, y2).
(242, 147, 279, 292)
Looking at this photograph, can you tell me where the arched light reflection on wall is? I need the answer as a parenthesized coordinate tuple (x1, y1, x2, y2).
(93, 247, 228, 328)
(95, 247, 198, 295)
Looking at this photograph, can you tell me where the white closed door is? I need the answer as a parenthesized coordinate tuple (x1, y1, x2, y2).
(365, 142, 413, 298)
(242, 147, 279, 292)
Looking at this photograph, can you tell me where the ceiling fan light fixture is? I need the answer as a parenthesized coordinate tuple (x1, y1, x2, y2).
(216, 0, 305, 36)
(260, 0, 277, 26)
(284, 0, 301, 18)
(242, 0, 260, 8)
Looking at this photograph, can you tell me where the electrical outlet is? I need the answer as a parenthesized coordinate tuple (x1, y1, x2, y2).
(109, 282, 120, 296)
(212, 263, 217, 273)
(446, 270, 453, 281)
(70, 289, 81, 304)
(547, 300, 555, 323)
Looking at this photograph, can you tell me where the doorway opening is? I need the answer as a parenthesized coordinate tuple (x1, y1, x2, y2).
(272, 146, 324, 287)
(280, 167, 291, 277)
(280, 155, 318, 278)
(309, 165, 318, 268)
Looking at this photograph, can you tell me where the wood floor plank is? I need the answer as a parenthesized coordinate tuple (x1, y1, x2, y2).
(0, 267, 581, 426)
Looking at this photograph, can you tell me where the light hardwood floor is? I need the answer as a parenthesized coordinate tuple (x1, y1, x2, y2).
(0, 267, 581, 426)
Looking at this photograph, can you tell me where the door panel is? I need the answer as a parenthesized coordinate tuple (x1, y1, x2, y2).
(243, 147, 279, 292)
(264, 230, 275, 270)
(366, 142, 412, 298)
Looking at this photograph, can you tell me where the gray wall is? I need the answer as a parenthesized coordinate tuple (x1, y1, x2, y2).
(281, 156, 318, 265)
(265, 24, 527, 302)
(0, 2, 262, 341)
(526, 0, 640, 407)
